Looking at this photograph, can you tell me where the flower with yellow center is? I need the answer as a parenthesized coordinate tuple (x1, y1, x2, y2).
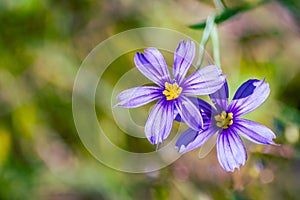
(116, 39, 226, 146)
(176, 79, 277, 172)
(162, 82, 183, 100)
(214, 111, 233, 129)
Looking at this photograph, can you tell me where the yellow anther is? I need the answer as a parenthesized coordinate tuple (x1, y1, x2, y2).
(214, 111, 233, 129)
(162, 82, 182, 100)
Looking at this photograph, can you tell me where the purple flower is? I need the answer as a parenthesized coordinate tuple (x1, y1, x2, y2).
(115, 40, 225, 145)
(176, 79, 277, 172)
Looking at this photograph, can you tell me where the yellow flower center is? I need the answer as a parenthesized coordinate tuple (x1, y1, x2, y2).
(214, 111, 233, 129)
(162, 82, 182, 100)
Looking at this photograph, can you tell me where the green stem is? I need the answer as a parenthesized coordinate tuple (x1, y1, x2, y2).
(197, 14, 215, 69)
(213, 0, 226, 12)
(211, 24, 221, 68)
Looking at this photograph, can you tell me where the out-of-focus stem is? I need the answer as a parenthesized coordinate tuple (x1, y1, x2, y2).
(197, 14, 215, 69)
(211, 24, 221, 68)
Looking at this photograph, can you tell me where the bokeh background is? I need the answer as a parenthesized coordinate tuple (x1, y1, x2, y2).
(1, 0, 300, 199)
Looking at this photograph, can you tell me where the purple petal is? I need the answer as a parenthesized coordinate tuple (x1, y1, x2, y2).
(134, 50, 171, 87)
(176, 128, 198, 152)
(176, 126, 217, 153)
(116, 86, 162, 108)
(145, 99, 174, 144)
(175, 96, 203, 130)
(209, 81, 229, 112)
(217, 129, 247, 172)
(182, 65, 226, 96)
(172, 39, 196, 84)
(228, 79, 270, 117)
(188, 97, 213, 125)
(173, 106, 183, 122)
(234, 118, 277, 145)
(174, 97, 213, 124)
(144, 48, 171, 82)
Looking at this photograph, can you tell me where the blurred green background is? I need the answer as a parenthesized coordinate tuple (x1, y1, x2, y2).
(1, 0, 300, 199)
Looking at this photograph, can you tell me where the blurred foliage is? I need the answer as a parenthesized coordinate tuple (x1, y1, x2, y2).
(191, 0, 270, 29)
(0, 0, 300, 200)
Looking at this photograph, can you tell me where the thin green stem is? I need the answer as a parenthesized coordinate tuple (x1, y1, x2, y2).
(211, 24, 221, 68)
(213, 0, 226, 12)
(197, 14, 215, 69)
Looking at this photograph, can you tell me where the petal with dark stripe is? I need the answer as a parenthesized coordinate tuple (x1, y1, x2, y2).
(234, 118, 277, 145)
(145, 99, 174, 144)
(173, 39, 196, 84)
(134, 50, 171, 87)
(175, 96, 203, 131)
(216, 129, 247, 172)
(228, 79, 270, 117)
(176, 126, 217, 153)
(209, 81, 229, 112)
(182, 65, 225, 96)
(174, 97, 213, 125)
(116, 86, 162, 108)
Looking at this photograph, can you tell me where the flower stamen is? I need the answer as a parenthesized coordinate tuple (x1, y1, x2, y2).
(162, 82, 182, 100)
(214, 111, 233, 129)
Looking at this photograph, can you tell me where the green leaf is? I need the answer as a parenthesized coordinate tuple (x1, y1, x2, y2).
(189, 5, 248, 29)
(189, 0, 270, 29)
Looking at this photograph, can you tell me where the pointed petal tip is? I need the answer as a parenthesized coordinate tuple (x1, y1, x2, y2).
(270, 140, 280, 146)
(134, 52, 142, 60)
(144, 47, 158, 52)
(155, 142, 160, 151)
(224, 166, 238, 173)
(179, 38, 194, 46)
(113, 101, 127, 108)
(223, 163, 246, 173)
(149, 135, 158, 145)
(175, 144, 186, 153)
(221, 74, 227, 81)
(186, 38, 195, 46)
(226, 165, 243, 173)
(112, 103, 119, 109)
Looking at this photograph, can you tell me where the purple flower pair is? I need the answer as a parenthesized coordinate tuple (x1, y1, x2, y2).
(116, 39, 277, 172)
